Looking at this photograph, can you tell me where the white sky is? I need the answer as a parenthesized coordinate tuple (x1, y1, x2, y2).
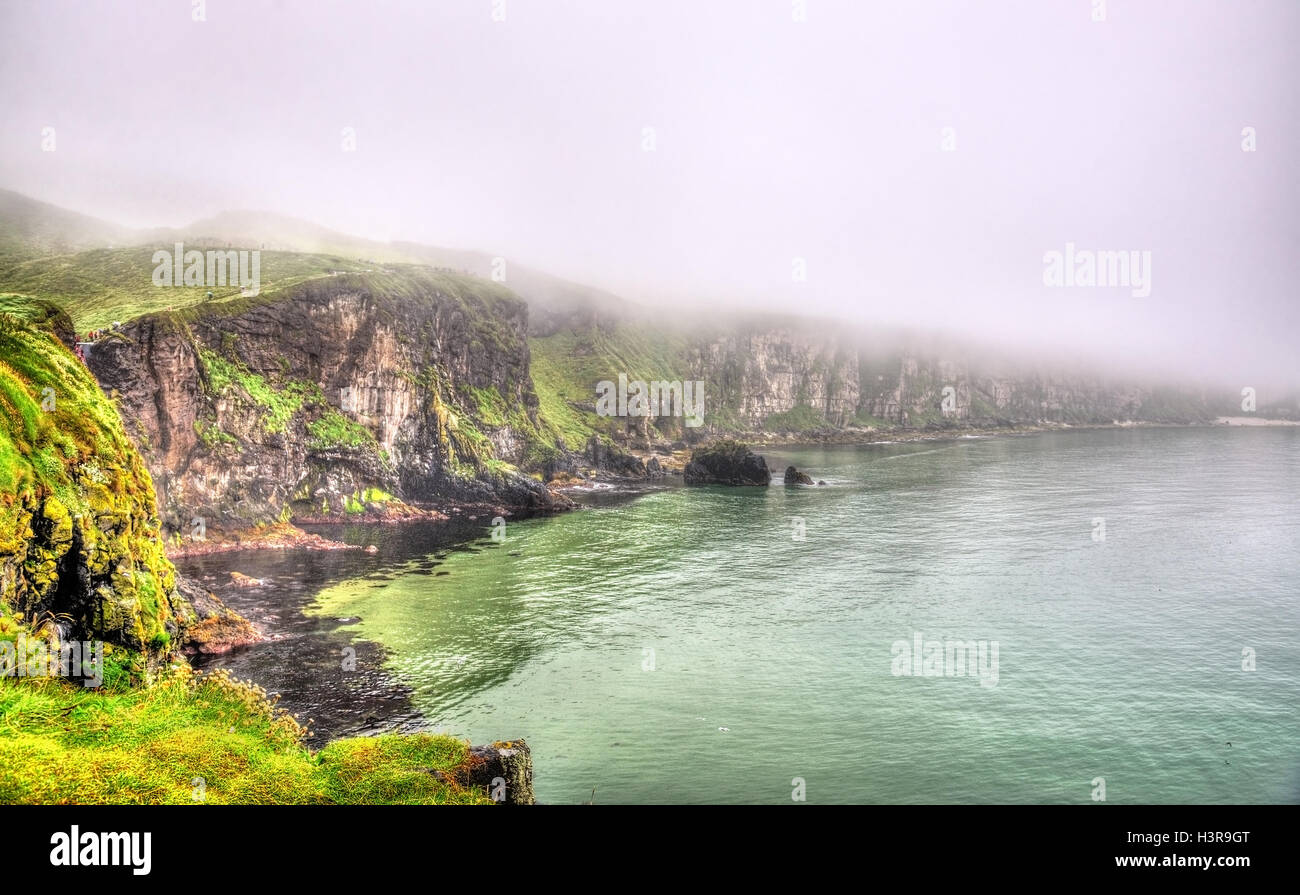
(1, 0, 1296, 387)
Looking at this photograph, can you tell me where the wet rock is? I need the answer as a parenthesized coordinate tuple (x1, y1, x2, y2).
(684, 440, 771, 486)
(434, 739, 535, 805)
(783, 465, 815, 485)
(585, 435, 646, 477)
(174, 575, 262, 655)
(229, 571, 267, 587)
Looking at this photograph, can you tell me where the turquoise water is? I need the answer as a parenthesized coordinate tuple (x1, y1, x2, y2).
(306, 428, 1300, 804)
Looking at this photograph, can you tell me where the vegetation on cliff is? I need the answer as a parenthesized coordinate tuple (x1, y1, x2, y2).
(0, 244, 372, 334)
(66, 266, 572, 533)
(528, 323, 696, 449)
(0, 313, 180, 655)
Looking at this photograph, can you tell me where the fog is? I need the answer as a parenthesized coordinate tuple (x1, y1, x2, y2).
(1, 0, 1296, 387)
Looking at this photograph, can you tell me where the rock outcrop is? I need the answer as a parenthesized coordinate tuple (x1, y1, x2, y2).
(435, 739, 535, 805)
(0, 314, 241, 665)
(783, 465, 814, 485)
(88, 268, 570, 540)
(172, 576, 261, 655)
(684, 440, 771, 486)
(686, 328, 1215, 432)
(686, 327, 860, 429)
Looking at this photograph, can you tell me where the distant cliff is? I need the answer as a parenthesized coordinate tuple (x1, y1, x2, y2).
(527, 316, 1222, 477)
(87, 267, 568, 540)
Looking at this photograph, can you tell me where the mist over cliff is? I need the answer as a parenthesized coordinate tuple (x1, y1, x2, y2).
(2, 1, 1296, 390)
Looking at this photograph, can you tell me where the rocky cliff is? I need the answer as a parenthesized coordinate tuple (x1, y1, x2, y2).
(688, 325, 1211, 432)
(0, 311, 249, 667)
(685, 327, 861, 430)
(87, 267, 567, 540)
(527, 316, 1218, 478)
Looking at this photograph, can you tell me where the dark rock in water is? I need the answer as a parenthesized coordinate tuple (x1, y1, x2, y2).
(783, 465, 815, 485)
(432, 739, 535, 805)
(645, 456, 664, 478)
(817, 480, 827, 486)
(684, 440, 771, 486)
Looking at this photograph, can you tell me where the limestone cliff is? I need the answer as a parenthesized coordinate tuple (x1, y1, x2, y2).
(528, 316, 1217, 478)
(87, 267, 567, 540)
(680, 328, 1211, 433)
(685, 327, 860, 429)
(688, 327, 1211, 432)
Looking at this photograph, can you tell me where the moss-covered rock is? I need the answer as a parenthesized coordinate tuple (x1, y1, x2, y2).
(0, 313, 187, 666)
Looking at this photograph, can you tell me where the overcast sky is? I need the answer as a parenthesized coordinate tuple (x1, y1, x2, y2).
(1, 0, 1296, 387)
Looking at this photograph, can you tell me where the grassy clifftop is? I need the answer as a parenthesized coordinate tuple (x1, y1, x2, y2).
(0, 669, 494, 804)
(0, 247, 375, 334)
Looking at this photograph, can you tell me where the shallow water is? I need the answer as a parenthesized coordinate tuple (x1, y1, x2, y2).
(190, 428, 1300, 803)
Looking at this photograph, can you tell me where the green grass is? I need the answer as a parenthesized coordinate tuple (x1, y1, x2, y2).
(199, 349, 311, 435)
(461, 384, 508, 427)
(0, 246, 372, 333)
(307, 410, 375, 450)
(0, 670, 494, 804)
(528, 324, 694, 450)
(193, 419, 237, 449)
(0, 292, 47, 322)
(763, 404, 829, 432)
(0, 189, 134, 263)
(850, 410, 894, 429)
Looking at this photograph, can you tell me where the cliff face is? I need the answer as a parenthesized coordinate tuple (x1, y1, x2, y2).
(0, 314, 181, 660)
(686, 329, 860, 429)
(529, 317, 1215, 475)
(685, 331, 1211, 432)
(855, 356, 1169, 427)
(88, 267, 566, 538)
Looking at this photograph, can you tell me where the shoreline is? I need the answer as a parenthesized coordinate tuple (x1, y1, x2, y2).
(173, 422, 1295, 803)
(168, 419, 1298, 555)
(748, 417, 1298, 450)
(561, 418, 1295, 496)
